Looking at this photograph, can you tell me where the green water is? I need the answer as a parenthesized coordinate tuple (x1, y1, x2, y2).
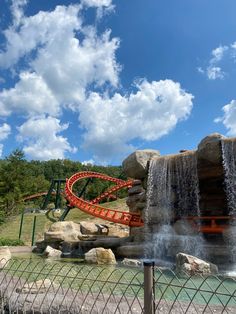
(154, 269, 236, 307)
(3, 257, 236, 308)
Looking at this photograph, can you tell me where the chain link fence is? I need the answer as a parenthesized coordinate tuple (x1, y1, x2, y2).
(0, 258, 235, 313)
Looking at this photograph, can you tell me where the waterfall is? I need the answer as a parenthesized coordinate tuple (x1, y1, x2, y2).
(174, 151, 200, 217)
(145, 156, 173, 226)
(221, 139, 236, 215)
(221, 139, 236, 265)
(145, 151, 204, 262)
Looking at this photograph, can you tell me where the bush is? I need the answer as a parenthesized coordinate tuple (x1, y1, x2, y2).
(0, 238, 25, 246)
(0, 211, 6, 225)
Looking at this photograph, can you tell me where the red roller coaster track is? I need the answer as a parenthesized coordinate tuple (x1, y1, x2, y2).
(65, 171, 144, 227)
(23, 171, 233, 233)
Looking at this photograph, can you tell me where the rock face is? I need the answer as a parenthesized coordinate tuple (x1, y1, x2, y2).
(0, 246, 11, 269)
(117, 244, 144, 258)
(176, 253, 218, 276)
(80, 221, 108, 235)
(16, 279, 57, 294)
(121, 258, 141, 267)
(44, 245, 61, 258)
(122, 149, 160, 179)
(44, 221, 82, 242)
(85, 247, 116, 265)
(197, 133, 226, 164)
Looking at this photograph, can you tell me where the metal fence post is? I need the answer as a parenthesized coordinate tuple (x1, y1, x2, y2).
(144, 261, 155, 314)
(31, 216, 37, 246)
(18, 209, 25, 239)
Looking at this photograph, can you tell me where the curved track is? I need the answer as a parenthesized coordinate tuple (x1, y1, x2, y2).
(22, 192, 54, 202)
(65, 171, 144, 227)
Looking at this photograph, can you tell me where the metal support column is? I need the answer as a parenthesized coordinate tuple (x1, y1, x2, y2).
(144, 261, 155, 314)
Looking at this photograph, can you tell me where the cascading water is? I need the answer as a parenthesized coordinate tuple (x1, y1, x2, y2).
(174, 152, 200, 217)
(145, 151, 205, 263)
(221, 139, 236, 264)
(221, 139, 236, 216)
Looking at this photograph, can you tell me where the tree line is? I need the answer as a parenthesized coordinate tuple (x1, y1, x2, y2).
(0, 149, 127, 223)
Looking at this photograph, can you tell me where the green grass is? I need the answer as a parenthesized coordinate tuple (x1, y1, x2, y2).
(0, 198, 128, 245)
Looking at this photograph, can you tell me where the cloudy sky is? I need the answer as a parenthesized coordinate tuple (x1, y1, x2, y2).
(0, 0, 236, 164)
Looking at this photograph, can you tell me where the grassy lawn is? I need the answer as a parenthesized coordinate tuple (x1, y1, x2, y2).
(0, 198, 128, 245)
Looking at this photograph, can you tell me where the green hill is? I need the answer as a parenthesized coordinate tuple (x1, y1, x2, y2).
(0, 198, 128, 245)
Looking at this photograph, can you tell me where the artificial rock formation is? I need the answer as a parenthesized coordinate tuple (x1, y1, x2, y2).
(80, 221, 108, 235)
(85, 247, 116, 265)
(122, 149, 160, 179)
(44, 245, 62, 258)
(44, 221, 83, 242)
(0, 246, 11, 269)
(121, 258, 141, 267)
(122, 133, 236, 263)
(176, 253, 218, 276)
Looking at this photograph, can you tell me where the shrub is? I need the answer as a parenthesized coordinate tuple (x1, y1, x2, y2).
(0, 238, 25, 246)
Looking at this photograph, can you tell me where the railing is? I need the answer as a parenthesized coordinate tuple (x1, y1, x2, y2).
(0, 258, 235, 313)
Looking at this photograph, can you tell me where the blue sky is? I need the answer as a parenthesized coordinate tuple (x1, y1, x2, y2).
(0, 0, 236, 165)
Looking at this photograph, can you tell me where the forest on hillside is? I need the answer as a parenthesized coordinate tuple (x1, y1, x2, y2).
(0, 149, 127, 223)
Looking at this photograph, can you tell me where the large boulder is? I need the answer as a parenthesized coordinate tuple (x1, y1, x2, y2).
(80, 221, 108, 235)
(44, 245, 61, 258)
(0, 246, 11, 269)
(176, 252, 218, 276)
(116, 244, 144, 258)
(197, 133, 226, 164)
(107, 224, 129, 238)
(121, 258, 141, 267)
(122, 149, 160, 179)
(44, 221, 83, 242)
(85, 247, 116, 265)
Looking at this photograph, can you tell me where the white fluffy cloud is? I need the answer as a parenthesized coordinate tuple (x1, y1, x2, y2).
(200, 44, 236, 80)
(215, 100, 236, 136)
(0, 72, 59, 117)
(10, 0, 28, 26)
(0, 1, 194, 162)
(207, 66, 225, 80)
(81, 0, 112, 7)
(0, 123, 11, 141)
(0, 5, 120, 116)
(0, 123, 11, 157)
(211, 46, 228, 63)
(17, 116, 77, 160)
(80, 79, 193, 161)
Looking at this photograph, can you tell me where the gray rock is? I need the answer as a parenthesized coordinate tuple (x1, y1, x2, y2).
(130, 226, 146, 242)
(85, 247, 116, 265)
(128, 185, 145, 195)
(122, 149, 160, 179)
(44, 245, 61, 258)
(117, 243, 145, 258)
(121, 258, 142, 267)
(44, 221, 83, 242)
(197, 133, 226, 164)
(0, 246, 11, 269)
(80, 221, 108, 235)
(176, 252, 218, 276)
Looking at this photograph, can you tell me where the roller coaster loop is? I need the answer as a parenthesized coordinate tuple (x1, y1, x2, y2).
(65, 171, 144, 227)
(23, 171, 144, 227)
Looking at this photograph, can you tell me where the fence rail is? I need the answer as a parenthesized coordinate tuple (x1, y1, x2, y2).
(0, 257, 235, 313)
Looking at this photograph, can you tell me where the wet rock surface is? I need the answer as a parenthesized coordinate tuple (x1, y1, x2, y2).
(122, 149, 160, 179)
(176, 252, 218, 276)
